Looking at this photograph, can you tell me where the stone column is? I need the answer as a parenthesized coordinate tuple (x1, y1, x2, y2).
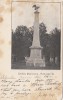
(32, 11, 40, 47)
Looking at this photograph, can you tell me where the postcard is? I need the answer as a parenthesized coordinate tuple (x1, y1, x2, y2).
(0, 0, 63, 100)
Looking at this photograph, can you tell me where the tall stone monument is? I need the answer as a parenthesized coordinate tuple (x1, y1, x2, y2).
(26, 5, 45, 67)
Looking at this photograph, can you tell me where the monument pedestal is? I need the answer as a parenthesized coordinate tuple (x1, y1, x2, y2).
(26, 46, 45, 67)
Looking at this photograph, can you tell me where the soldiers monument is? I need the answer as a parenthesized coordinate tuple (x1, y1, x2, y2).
(26, 5, 45, 67)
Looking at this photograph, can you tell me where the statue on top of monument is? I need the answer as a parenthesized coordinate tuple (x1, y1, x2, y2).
(32, 5, 40, 12)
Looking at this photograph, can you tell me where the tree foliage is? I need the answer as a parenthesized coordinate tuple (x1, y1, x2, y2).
(50, 28, 60, 65)
(12, 26, 32, 61)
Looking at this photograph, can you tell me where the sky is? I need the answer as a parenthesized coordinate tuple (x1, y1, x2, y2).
(12, 2, 61, 33)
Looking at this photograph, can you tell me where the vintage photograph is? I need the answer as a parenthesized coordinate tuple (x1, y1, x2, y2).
(11, 2, 61, 69)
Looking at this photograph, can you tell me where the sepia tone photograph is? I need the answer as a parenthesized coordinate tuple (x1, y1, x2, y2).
(11, 2, 61, 70)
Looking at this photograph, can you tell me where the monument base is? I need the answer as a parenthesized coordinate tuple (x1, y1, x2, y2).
(26, 58, 45, 67)
(26, 46, 45, 67)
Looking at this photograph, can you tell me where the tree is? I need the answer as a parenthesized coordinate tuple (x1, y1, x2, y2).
(50, 28, 61, 65)
(12, 25, 32, 61)
(39, 22, 51, 63)
(39, 22, 47, 47)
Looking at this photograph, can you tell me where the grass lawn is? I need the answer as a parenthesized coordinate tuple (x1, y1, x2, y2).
(12, 61, 60, 70)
